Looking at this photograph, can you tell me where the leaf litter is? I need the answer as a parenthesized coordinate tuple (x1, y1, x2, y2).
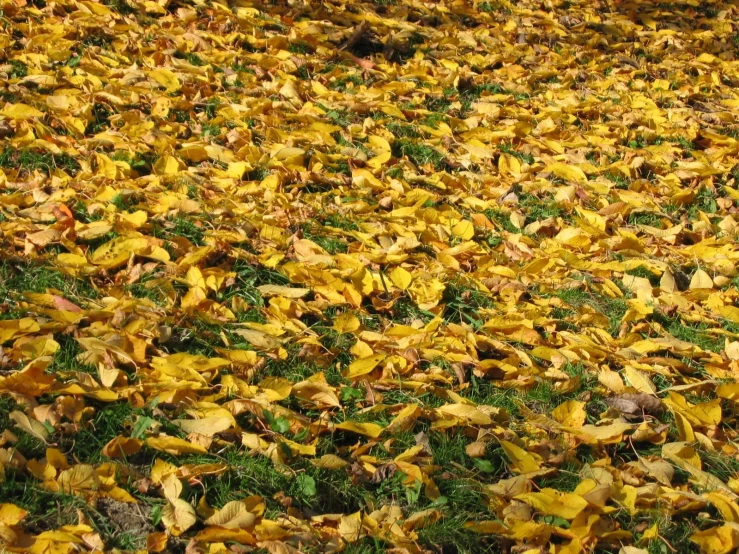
(1, 0, 739, 552)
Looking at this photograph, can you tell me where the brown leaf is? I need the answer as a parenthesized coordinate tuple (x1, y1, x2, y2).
(604, 393, 665, 420)
(370, 463, 397, 484)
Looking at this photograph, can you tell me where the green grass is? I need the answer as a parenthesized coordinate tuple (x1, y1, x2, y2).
(219, 260, 288, 307)
(201, 122, 221, 138)
(663, 187, 717, 218)
(0, 260, 99, 303)
(320, 213, 360, 231)
(86, 103, 115, 135)
(0, 397, 47, 460)
(700, 449, 739, 483)
(331, 74, 365, 92)
(0, 477, 96, 531)
(170, 108, 191, 123)
(101, 0, 138, 14)
(665, 320, 723, 353)
(617, 511, 700, 554)
(625, 265, 661, 286)
(317, 104, 352, 127)
(418, 514, 500, 554)
(629, 211, 664, 227)
(0, 473, 153, 549)
(109, 150, 158, 176)
(606, 172, 630, 189)
(390, 295, 436, 324)
(518, 192, 569, 225)
(499, 143, 535, 165)
(65, 402, 140, 464)
(127, 271, 173, 306)
(2, 1, 738, 551)
(0, 148, 80, 176)
(483, 208, 521, 233)
(47, 333, 96, 374)
(537, 460, 585, 492)
(182, 52, 206, 66)
(424, 95, 452, 114)
(392, 139, 447, 170)
(422, 112, 445, 129)
(301, 221, 349, 254)
(288, 41, 312, 54)
(441, 280, 495, 326)
(556, 286, 628, 336)
(257, 346, 342, 385)
(386, 122, 422, 138)
(180, 443, 411, 517)
(8, 60, 28, 79)
(245, 166, 271, 181)
(152, 215, 206, 246)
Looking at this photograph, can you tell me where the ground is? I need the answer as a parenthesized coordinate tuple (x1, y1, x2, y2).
(1, 0, 739, 552)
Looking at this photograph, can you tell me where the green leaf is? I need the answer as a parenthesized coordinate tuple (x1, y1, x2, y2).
(340, 386, 364, 402)
(295, 474, 317, 498)
(472, 458, 496, 473)
(131, 416, 156, 439)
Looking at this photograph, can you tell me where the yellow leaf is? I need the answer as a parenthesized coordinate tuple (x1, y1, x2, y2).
(514, 488, 589, 520)
(0, 504, 27, 526)
(613, 483, 638, 515)
(717, 383, 739, 401)
(2, 103, 45, 119)
(161, 473, 183, 502)
(437, 403, 492, 425)
(153, 155, 184, 175)
(718, 305, 739, 324)
(102, 436, 143, 459)
(256, 285, 311, 298)
(551, 400, 586, 428)
(707, 492, 739, 523)
(642, 523, 660, 541)
(162, 499, 197, 536)
(339, 511, 364, 542)
(500, 440, 541, 473)
(151, 97, 171, 118)
(344, 353, 385, 379)
(690, 269, 714, 290)
(547, 162, 588, 184)
(388, 266, 413, 290)
(575, 420, 632, 444)
(194, 527, 256, 544)
(333, 313, 360, 333)
(204, 500, 257, 529)
(660, 270, 676, 293)
(335, 421, 384, 438)
(151, 458, 178, 485)
(451, 220, 475, 240)
(172, 416, 233, 437)
(0, 319, 42, 343)
(146, 532, 169, 553)
(311, 454, 349, 469)
(623, 367, 657, 395)
(148, 68, 181, 91)
(9, 411, 49, 443)
(690, 523, 739, 554)
(105, 486, 138, 504)
(292, 378, 341, 408)
(57, 464, 99, 492)
(279, 438, 316, 456)
(146, 436, 208, 455)
(598, 369, 625, 393)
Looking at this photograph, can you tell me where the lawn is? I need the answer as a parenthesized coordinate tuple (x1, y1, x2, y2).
(1, 0, 739, 552)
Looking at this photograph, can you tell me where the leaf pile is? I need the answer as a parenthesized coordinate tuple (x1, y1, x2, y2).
(2, 0, 739, 552)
